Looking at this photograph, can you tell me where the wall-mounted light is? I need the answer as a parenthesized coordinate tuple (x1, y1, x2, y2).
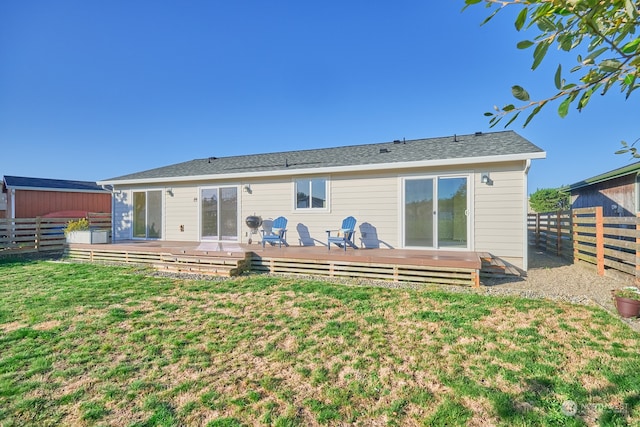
(481, 173, 493, 185)
(243, 184, 252, 194)
(166, 188, 174, 196)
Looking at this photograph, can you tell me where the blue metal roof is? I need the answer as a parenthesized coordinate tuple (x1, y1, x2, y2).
(3, 175, 108, 192)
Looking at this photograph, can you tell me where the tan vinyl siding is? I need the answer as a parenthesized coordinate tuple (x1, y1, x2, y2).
(473, 162, 526, 269)
(164, 186, 199, 241)
(239, 174, 398, 247)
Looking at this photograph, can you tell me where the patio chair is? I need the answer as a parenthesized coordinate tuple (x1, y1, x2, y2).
(261, 216, 288, 248)
(326, 216, 358, 251)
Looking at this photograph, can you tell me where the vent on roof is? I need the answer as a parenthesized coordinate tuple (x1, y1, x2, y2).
(393, 138, 406, 144)
(475, 131, 483, 136)
(379, 148, 390, 154)
(453, 134, 458, 142)
(208, 157, 218, 163)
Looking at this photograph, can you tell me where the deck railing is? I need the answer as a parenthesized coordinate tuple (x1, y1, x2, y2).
(0, 213, 111, 255)
(528, 207, 640, 281)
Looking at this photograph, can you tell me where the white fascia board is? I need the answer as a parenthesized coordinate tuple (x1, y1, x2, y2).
(99, 151, 547, 186)
(5, 186, 109, 194)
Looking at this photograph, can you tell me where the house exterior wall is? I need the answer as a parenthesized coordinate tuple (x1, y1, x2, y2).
(473, 162, 527, 269)
(570, 175, 636, 216)
(111, 160, 529, 269)
(11, 189, 111, 218)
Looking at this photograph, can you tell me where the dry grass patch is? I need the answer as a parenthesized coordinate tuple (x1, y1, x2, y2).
(1, 259, 639, 426)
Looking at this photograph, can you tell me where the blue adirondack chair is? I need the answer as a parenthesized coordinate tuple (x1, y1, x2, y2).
(261, 216, 288, 248)
(326, 216, 357, 251)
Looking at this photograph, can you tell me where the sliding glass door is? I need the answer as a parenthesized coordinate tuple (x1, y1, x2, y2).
(133, 190, 162, 239)
(201, 187, 238, 241)
(404, 176, 468, 249)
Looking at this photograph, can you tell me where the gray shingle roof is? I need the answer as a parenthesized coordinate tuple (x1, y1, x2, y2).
(3, 175, 108, 192)
(105, 130, 544, 182)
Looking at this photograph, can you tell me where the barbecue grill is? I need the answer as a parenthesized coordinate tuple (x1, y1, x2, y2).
(245, 215, 262, 244)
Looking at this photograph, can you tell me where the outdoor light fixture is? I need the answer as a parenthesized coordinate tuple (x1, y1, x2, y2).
(243, 184, 252, 193)
(166, 188, 174, 196)
(481, 173, 492, 185)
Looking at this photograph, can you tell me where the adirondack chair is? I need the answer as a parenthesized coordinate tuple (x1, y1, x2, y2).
(326, 216, 357, 251)
(261, 216, 288, 248)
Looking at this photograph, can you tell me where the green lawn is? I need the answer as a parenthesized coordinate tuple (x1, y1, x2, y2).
(0, 258, 639, 426)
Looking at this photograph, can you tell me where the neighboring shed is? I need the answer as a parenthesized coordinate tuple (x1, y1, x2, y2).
(99, 131, 546, 271)
(2, 176, 112, 218)
(0, 192, 6, 219)
(567, 161, 640, 217)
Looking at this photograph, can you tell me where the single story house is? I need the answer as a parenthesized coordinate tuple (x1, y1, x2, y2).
(1, 175, 112, 219)
(99, 130, 546, 271)
(567, 161, 640, 217)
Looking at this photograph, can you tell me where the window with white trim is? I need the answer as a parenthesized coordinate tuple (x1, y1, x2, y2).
(295, 178, 327, 210)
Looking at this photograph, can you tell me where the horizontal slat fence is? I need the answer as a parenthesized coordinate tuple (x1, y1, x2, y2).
(0, 213, 111, 255)
(527, 210, 573, 258)
(529, 207, 640, 281)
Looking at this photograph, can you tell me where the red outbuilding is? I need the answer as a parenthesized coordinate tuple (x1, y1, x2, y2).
(1, 175, 111, 219)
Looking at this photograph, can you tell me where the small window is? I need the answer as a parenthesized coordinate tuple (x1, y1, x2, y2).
(295, 178, 327, 209)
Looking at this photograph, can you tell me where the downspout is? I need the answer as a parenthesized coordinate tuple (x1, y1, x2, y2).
(10, 189, 15, 219)
(523, 159, 531, 271)
(100, 184, 115, 243)
(109, 187, 115, 243)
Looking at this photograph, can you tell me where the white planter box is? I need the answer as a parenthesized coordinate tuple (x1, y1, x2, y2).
(66, 230, 108, 244)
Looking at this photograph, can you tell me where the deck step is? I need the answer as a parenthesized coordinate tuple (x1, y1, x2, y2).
(479, 252, 521, 277)
(64, 246, 249, 277)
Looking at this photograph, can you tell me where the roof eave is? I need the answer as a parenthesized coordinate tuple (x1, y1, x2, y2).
(99, 151, 546, 186)
(5, 185, 110, 194)
(567, 161, 640, 191)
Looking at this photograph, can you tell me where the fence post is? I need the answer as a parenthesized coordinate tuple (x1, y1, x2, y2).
(595, 206, 604, 276)
(556, 210, 562, 256)
(35, 217, 41, 252)
(573, 210, 578, 264)
(535, 213, 540, 249)
(636, 212, 640, 285)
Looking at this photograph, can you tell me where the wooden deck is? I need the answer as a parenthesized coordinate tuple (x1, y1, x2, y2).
(64, 241, 484, 287)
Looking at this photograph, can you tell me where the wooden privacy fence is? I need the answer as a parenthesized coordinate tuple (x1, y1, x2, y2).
(529, 207, 640, 280)
(527, 210, 573, 258)
(0, 213, 111, 255)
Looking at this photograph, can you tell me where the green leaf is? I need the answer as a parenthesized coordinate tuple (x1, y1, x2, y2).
(502, 104, 516, 112)
(464, 0, 482, 4)
(577, 88, 594, 110)
(624, 74, 635, 85)
(558, 97, 571, 118)
(625, 0, 636, 19)
(481, 8, 500, 26)
(523, 104, 543, 127)
(517, 40, 534, 49)
(511, 86, 530, 102)
(515, 8, 528, 31)
(483, 112, 494, 117)
(621, 38, 640, 55)
(599, 59, 622, 72)
(532, 41, 549, 70)
(504, 111, 521, 128)
(585, 47, 607, 62)
(554, 64, 562, 90)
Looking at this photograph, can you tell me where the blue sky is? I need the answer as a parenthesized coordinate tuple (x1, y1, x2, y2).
(1, 1, 638, 193)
